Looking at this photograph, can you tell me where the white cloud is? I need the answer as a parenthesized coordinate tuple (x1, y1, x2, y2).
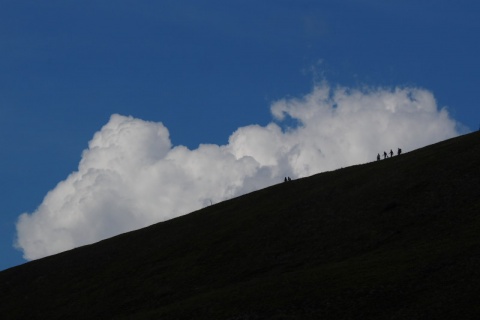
(15, 82, 462, 260)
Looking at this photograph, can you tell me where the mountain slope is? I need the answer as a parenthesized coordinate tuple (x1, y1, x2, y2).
(1, 132, 480, 319)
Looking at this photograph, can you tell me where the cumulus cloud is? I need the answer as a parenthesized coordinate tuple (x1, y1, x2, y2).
(15, 82, 462, 260)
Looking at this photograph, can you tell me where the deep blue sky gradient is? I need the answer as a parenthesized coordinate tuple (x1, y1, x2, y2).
(1, 0, 479, 270)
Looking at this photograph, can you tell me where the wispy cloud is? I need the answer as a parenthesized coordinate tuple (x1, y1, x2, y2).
(15, 82, 462, 260)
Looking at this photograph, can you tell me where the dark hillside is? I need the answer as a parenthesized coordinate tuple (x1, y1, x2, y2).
(1, 132, 480, 319)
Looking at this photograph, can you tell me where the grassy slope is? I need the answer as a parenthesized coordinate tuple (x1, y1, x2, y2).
(1, 132, 480, 319)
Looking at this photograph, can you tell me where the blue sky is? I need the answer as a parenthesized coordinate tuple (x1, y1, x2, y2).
(1, 0, 479, 270)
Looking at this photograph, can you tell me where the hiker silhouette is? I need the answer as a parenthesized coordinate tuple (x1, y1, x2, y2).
(390, 149, 394, 157)
(377, 153, 380, 161)
(397, 148, 402, 155)
(383, 151, 387, 159)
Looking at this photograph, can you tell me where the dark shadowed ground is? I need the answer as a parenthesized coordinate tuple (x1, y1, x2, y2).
(1, 131, 480, 319)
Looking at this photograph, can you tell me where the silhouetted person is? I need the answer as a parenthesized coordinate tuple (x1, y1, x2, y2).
(377, 153, 380, 161)
(390, 149, 394, 157)
(288, 177, 292, 181)
(397, 148, 402, 155)
(284, 177, 287, 183)
(383, 151, 387, 159)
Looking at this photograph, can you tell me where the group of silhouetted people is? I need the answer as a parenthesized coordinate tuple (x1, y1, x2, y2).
(284, 177, 292, 182)
(377, 148, 402, 161)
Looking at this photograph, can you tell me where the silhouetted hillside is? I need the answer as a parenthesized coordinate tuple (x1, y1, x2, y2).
(1, 132, 480, 319)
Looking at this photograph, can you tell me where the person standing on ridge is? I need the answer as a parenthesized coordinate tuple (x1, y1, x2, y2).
(390, 149, 394, 157)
